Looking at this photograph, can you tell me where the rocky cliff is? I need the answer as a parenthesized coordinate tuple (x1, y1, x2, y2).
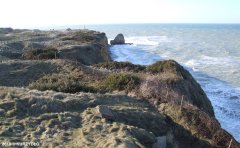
(0, 29, 239, 148)
(0, 29, 111, 64)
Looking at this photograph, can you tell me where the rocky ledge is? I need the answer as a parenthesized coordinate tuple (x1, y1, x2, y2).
(0, 29, 239, 147)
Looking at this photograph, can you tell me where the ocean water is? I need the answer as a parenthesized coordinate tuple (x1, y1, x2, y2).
(86, 24, 240, 142)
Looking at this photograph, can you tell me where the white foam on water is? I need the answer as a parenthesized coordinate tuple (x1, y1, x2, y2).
(125, 36, 169, 46)
(109, 36, 170, 46)
(185, 59, 201, 71)
(110, 44, 162, 65)
(184, 56, 240, 141)
(187, 69, 240, 141)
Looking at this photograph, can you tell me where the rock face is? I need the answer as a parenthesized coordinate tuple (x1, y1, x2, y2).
(58, 30, 111, 64)
(59, 44, 107, 65)
(110, 33, 125, 45)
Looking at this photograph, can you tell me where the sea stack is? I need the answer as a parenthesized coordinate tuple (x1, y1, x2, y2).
(110, 33, 125, 45)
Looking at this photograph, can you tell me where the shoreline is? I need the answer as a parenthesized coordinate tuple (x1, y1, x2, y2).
(0, 28, 239, 147)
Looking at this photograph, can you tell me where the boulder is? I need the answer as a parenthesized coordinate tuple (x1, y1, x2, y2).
(96, 105, 115, 120)
(110, 33, 125, 45)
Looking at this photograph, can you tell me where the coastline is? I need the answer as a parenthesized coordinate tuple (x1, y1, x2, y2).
(0, 28, 239, 147)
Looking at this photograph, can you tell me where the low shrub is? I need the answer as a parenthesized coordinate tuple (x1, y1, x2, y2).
(93, 61, 145, 72)
(146, 60, 177, 73)
(101, 73, 140, 92)
(146, 60, 190, 80)
(22, 48, 58, 60)
(29, 74, 96, 93)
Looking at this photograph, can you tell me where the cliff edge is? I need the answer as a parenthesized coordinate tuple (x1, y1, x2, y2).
(0, 29, 239, 147)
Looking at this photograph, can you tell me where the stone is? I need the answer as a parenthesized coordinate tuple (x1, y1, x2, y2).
(110, 33, 125, 45)
(96, 105, 115, 120)
(156, 136, 166, 148)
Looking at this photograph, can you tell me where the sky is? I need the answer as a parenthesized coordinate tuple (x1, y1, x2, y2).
(0, 0, 240, 28)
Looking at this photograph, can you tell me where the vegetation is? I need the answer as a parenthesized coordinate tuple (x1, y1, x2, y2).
(29, 74, 96, 93)
(101, 73, 140, 92)
(62, 30, 97, 42)
(22, 48, 58, 60)
(159, 103, 239, 148)
(146, 60, 190, 80)
(146, 60, 178, 73)
(74, 30, 97, 42)
(93, 61, 145, 72)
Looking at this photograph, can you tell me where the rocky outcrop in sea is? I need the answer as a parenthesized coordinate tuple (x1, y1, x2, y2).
(110, 33, 125, 45)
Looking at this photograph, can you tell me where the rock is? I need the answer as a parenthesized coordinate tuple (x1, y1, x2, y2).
(156, 136, 166, 148)
(66, 28, 72, 31)
(110, 33, 125, 45)
(96, 105, 115, 120)
(59, 44, 106, 65)
(59, 31, 111, 65)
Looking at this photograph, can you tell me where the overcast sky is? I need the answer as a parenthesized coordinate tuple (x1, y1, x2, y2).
(1, 0, 240, 28)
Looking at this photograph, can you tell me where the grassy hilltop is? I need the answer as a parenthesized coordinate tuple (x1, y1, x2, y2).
(0, 28, 239, 147)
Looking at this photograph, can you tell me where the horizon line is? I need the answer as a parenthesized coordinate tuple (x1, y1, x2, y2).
(1, 22, 240, 30)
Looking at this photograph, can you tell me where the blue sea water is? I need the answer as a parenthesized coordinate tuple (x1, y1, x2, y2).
(83, 23, 240, 141)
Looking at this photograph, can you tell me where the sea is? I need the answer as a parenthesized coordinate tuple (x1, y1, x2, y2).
(82, 23, 240, 142)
